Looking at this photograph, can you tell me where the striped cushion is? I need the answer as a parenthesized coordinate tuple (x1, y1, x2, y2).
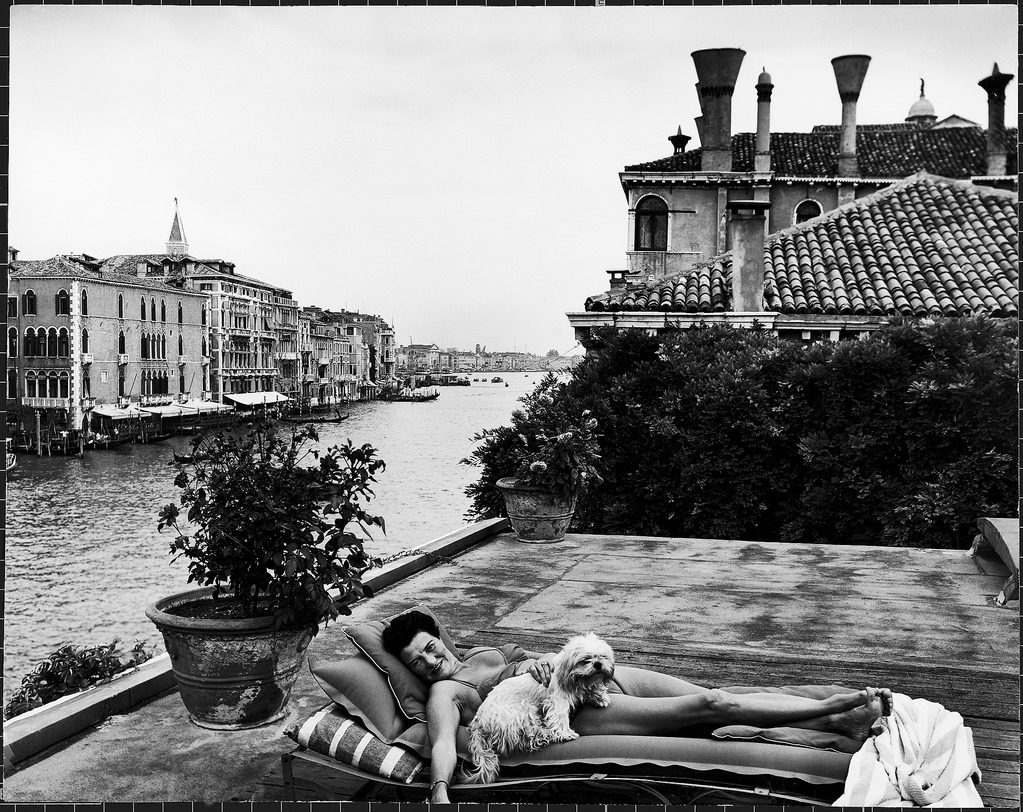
(287, 704, 425, 783)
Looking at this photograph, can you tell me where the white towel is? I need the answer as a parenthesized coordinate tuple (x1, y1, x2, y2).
(834, 693, 983, 807)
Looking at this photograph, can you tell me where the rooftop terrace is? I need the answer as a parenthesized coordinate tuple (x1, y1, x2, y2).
(3, 521, 1018, 804)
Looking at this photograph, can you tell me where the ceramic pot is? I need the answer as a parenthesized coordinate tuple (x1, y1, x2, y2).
(496, 477, 577, 543)
(145, 586, 315, 730)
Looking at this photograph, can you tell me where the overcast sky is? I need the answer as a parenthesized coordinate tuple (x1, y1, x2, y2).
(11, 5, 1016, 354)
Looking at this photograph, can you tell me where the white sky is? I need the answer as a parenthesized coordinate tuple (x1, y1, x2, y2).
(10, 5, 1017, 354)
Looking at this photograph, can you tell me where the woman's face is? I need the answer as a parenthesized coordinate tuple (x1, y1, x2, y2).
(400, 631, 458, 683)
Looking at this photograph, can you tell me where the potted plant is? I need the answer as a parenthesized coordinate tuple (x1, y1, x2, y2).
(147, 423, 385, 730)
(463, 373, 602, 542)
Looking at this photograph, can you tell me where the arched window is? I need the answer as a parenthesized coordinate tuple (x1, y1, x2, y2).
(81, 288, 89, 315)
(202, 336, 208, 356)
(141, 297, 147, 320)
(8, 368, 17, 399)
(82, 329, 90, 354)
(118, 331, 126, 354)
(177, 302, 183, 324)
(201, 305, 207, 326)
(118, 293, 124, 318)
(47, 373, 59, 398)
(141, 332, 149, 360)
(161, 335, 167, 359)
(47, 327, 58, 357)
(25, 371, 38, 398)
(7, 296, 17, 318)
(57, 328, 70, 357)
(151, 298, 157, 321)
(8, 327, 18, 358)
(635, 196, 669, 251)
(178, 335, 184, 355)
(794, 199, 823, 225)
(55, 289, 70, 316)
(22, 290, 37, 315)
(58, 371, 70, 399)
(23, 328, 33, 357)
(161, 300, 167, 322)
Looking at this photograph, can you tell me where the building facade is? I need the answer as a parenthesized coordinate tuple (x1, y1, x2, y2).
(8, 252, 208, 435)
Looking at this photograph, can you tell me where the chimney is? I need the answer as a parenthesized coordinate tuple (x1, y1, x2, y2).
(754, 67, 773, 173)
(668, 126, 691, 155)
(726, 200, 770, 312)
(978, 62, 1013, 176)
(831, 55, 871, 177)
(691, 48, 746, 171)
(693, 115, 706, 147)
(8, 246, 18, 262)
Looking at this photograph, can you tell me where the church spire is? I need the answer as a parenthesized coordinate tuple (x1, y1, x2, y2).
(166, 197, 189, 257)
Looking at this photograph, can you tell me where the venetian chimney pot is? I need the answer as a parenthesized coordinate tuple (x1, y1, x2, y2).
(727, 200, 770, 312)
(754, 68, 773, 173)
(669, 127, 691, 155)
(978, 63, 1013, 176)
(831, 55, 871, 177)
(691, 48, 746, 172)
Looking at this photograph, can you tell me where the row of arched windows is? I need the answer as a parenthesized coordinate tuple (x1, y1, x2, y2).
(19, 327, 70, 358)
(25, 371, 70, 399)
(141, 370, 171, 396)
(13, 288, 206, 327)
(141, 332, 169, 360)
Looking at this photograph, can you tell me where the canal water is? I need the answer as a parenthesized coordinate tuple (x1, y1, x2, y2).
(4, 371, 543, 702)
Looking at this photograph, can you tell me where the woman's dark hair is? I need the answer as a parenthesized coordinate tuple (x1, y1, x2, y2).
(381, 610, 441, 658)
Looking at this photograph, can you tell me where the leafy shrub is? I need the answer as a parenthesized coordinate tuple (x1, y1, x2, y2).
(462, 373, 602, 508)
(4, 639, 154, 720)
(465, 318, 1017, 548)
(159, 424, 385, 630)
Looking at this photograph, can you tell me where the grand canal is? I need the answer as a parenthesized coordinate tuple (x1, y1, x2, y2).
(4, 371, 543, 702)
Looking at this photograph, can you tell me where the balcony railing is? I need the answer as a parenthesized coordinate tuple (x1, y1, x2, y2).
(80, 353, 94, 364)
(118, 354, 129, 365)
(81, 397, 97, 409)
(22, 397, 71, 409)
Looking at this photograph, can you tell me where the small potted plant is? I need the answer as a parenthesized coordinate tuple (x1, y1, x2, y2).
(463, 373, 602, 542)
(147, 423, 385, 729)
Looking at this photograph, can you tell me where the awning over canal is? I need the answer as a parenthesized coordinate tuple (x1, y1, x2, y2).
(224, 392, 291, 406)
(140, 404, 192, 418)
(92, 405, 147, 420)
(179, 399, 234, 414)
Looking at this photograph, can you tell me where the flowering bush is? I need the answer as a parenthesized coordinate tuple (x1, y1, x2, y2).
(463, 373, 603, 512)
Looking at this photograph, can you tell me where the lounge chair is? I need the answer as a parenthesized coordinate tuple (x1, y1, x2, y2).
(281, 606, 855, 803)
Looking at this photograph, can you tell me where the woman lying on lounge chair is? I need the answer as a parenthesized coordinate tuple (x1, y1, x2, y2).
(381, 609, 893, 804)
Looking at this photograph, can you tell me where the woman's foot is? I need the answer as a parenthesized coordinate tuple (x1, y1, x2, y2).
(831, 687, 891, 742)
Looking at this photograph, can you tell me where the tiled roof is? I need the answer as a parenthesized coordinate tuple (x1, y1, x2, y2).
(624, 128, 1018, 179)
(585, 174, 1018, 319)
(10, 255, 202, 294)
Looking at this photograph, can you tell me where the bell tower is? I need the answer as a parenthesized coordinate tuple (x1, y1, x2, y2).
(166, 198, 189, 257)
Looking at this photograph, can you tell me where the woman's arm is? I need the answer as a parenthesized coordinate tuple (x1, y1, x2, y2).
(425, 683, 463, 803)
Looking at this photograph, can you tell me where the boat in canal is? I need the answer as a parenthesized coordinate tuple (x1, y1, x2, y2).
(5, 439, 16, 473)
(379, 386, 440, 402)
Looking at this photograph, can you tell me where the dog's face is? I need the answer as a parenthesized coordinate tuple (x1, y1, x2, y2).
(552, 632, 616, 695)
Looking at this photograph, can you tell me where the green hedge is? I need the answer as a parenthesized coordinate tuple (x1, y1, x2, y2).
(466, 318, 1017, 548)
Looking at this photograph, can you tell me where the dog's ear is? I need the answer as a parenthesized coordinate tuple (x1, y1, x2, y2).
(551, 644, 578, 690)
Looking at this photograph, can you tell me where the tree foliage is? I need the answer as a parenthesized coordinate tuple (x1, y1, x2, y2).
(465, 319, 1017, 548)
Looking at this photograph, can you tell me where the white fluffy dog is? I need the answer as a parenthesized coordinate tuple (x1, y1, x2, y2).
(463, 633, 616, 784)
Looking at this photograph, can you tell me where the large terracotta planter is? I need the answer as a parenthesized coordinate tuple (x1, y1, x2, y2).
(145, 586, 315, 730)
(496, 477, 577, 543)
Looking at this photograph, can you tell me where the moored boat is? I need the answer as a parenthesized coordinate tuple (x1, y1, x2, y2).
(5, 439, 16, 473)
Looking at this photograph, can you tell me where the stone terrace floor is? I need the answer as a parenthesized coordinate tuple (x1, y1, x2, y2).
(3, 528, 1018, 805)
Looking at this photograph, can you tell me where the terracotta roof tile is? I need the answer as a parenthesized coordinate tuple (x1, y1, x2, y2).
(10, 255, 202, 295)
(624, 128, 1018, 178)
(585, 174, 1018, 319)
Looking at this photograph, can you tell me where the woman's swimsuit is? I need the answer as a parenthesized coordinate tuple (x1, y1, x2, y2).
(448, 643, 532, 701)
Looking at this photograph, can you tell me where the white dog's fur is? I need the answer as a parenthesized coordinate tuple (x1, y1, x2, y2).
(462, 633, 616, 784)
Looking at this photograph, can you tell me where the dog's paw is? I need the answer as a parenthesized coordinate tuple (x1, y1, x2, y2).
(592, 694, 610, 708)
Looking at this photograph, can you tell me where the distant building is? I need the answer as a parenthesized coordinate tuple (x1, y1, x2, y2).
(7, 250, 208, 435)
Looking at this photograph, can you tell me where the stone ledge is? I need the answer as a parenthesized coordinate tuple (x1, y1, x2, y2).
(1, 517, 509, 771)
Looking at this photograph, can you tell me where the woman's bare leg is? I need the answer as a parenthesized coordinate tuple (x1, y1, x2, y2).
(573, 686, 888, 741)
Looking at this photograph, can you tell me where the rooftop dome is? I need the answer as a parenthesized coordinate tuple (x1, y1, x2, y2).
(906, 79, 936, 124)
